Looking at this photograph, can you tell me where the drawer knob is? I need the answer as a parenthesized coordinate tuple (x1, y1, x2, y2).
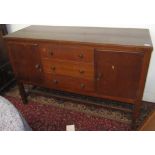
(80, 83, 85, 88)
(79, 70, 85, 74)
(50, 66, 56, 71)
(53, 79, 58, 84)
(78, 54, 84, 59)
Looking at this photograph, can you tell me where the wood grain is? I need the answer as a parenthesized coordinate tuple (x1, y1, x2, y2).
(4, 25, 153, 47)
(44, 73, 94, 93)
(41, 58, 94, 80)
(95, 50, 144, 99)
(39, 43, 94, 62)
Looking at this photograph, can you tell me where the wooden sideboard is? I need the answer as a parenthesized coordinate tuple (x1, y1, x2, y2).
(4, 26, 153, 127)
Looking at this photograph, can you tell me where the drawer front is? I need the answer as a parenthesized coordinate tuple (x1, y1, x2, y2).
(42, 59, 94, 80)
(44, 73, 94, 92)
(39, 44, 94, 62)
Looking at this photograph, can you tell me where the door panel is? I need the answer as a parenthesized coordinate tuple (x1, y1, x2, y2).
(95, 50, 144, 99)
(8, 42, 43, 83)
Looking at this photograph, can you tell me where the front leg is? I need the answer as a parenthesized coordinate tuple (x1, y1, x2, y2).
(17, 81, 28, 104)
(132, 101, 142, 130)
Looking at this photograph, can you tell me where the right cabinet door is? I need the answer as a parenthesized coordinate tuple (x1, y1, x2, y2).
(95, 50, 144, 99)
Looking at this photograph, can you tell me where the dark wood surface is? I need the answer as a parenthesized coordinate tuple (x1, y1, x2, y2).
(95, 50, 144, 99)
(44, 74, 94, 93)
(41, 59, 94, 80)
(0, 24, 7, 35)
(8, 42, 43, 83)
(0, 24, 15, 92)
(0, 29, 7, 64)
(39, 43, 94, 62)
(4, 25, 153, 48)
(4, 25, 153, 129)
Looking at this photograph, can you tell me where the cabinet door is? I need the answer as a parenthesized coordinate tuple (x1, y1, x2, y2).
(8, 42, 43, 83)
(95, 50, 144, 99)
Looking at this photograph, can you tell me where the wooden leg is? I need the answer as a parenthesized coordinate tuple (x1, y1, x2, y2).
(132, 101, 142, 130)
(17, 81, 28, 104)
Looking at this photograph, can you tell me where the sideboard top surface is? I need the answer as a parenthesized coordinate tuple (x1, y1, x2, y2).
(4, 25, 153, 48)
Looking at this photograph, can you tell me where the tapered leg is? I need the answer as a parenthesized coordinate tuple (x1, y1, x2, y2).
(17, 81, 28, 104)
(132, 101, 142, 130)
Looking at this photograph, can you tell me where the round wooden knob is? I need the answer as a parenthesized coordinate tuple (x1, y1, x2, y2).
(78, 54, 83, 59)
(79, 70, 85, 74)
(35, 64, 40, 69)
(80, 83, 85, 88)
(53, 79, 58, 84)
(50, 66, 56, 71)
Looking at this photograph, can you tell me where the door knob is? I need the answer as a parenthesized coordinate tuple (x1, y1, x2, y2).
(53, 79, 58, 84)
(35, 64, 42, 72)
(35, 64, 40, 69)
(97, 73, 102, 81)
(78, 54, 84, 59)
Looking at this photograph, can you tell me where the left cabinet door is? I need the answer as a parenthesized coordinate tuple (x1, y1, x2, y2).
(8, 42, 43, 83)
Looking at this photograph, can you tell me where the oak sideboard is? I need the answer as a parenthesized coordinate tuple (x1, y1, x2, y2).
(4, 26, 153, 127)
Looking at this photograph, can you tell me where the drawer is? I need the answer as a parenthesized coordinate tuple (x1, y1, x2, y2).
(44, 74, 94, 92)
(39, 44, 94, 62)
(41, 59, 94, 80)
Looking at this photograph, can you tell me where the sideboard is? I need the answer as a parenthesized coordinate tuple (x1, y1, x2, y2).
(4, 26, 153, 127)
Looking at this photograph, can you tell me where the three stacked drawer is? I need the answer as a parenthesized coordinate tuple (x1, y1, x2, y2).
(39, 44, 95, 93)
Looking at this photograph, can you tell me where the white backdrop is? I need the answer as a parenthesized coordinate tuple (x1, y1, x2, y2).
(4, 0, 155, 103)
